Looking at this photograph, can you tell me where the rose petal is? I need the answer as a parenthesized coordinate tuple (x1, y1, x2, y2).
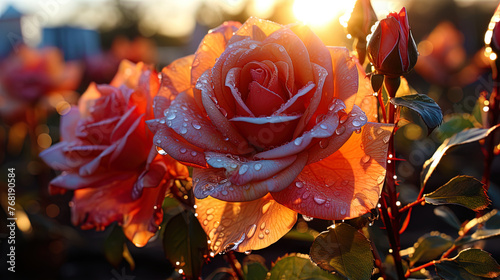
(378, 17, 400, 67)
(328, 47, 359, 112)
(204, 151, 297, 185)
(307, 105, 368, 164)
(60, 107, 80, 142)
(199, 70, 254, 153)
(271, 123, 393, 220)
(246, 82, 285, 116)
(109, 114, 150, 170)
(78, 83, 102, 119)
(193, 153, 307, 201)
(230, 115, 302, 149)
(39, 142, 91, 171)
(149, 121, 207, 168)
(354, 62, 378, 122)
(163, 92, 247, 154)
(49, 170, 135, 194)
(254, 99, 346, 160)
(225, 67, 255, 117)
(191, 22, 242, 87)
(155, 55, 195, 118)
(195, 194, 297, 254)
(71, 173, 170, 247)
(110, 60, 143, 89)
(233, 17, 282, 40)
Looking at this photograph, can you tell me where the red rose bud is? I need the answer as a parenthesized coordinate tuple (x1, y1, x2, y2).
(367, 7, 418, 77)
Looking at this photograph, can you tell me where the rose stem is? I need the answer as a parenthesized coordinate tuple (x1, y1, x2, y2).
(379, 76, 406, 280)
(224, 251, 244, 280)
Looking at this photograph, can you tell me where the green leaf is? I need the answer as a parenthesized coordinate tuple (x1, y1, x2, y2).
(424, 176, 490, 211)
(421, 125, 500, 187)
(162, 211, 208, 279)
(309, 223, 374, 279)
(434, 114, 480, 142)
(434, 206, 462, 230)
(454, 249, 500, 278)
(390, 93, 443, 134)
(243, 254, 268, 280)
(436, 260, 485, 280)
(284, 229, 317, 242)
(268, 254, 342, 280)
(409, 232, 453, 266)
(104, 224, 127, 268)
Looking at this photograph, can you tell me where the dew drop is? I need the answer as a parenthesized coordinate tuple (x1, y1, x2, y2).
(207, 214, 214, 221)
(156, 139, 161, 144)
(203, 220, 209, 226)
(159, 119, 165, 124)
(166, 112, 176, 120)
(156, 146, 167, 155)
(260, 222, 266, 230)
(352, 120, 362, 127)
(377, 175, 385, 184)
(192, 120, 201, 130)
(294, 137, 303, 146)
(180, 148, 187, 154)
(245, 250, 252, 255)
(383, 135, 390, 143)
(192, 58, 200, 67)
(339, 114, 348, 124)
(181, 105, 188, 111)
(249, 43, 257, 49)
(222, 190, 228, 196)
(258, 233, 265, 239)
(320, 124, 328, 129)
(239, 164, 249, 175)
(179, 127, 188, 134)
(230, 163, 238, 169)
(314, 196, 326, 205)
(361, 154, 371, 164)
(319, 138, 329, 149)
(302, 191, 310, 199)
(376, 128, 384, 135)
(302, 215, 313, 222)
(355, 129, 361, 134)
(254, 163, 262, 171)
(206, 208, 214, 214)
(191, 151, 197, 156)
(335, 126, 346, 135)
(246, 224, 257, 238)
(265, 229, 270, 235)
(360, 115, 367, 121)
(295, 181, 304, 188)
(262, 201, 272, 214)
(340, 208, 347, 215)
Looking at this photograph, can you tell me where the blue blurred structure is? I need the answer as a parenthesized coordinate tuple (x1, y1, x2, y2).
(0, 5, 23, 58)
(39, 26, 101, 61)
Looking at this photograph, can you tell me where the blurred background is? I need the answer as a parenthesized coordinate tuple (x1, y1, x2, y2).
(0, 0, 499, 279)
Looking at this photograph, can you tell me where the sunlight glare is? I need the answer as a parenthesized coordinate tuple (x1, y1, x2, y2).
(293, 0, 355, 27)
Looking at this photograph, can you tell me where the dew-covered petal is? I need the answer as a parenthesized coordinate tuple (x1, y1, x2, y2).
(39, 142, 92, 172)
(191, 21, 242, 87)
(225, 67, 255, 117)
(195, 194, 297, 254)
(71, 170, 170, 247)
(155, 55, 195, 118)
(234, 17, 282, 40)
(307, 105, 368, 164)
(246, 82, 286, 117)
(60, 107, 80, 142)
(194, 153, 307, 201)
(78, 83, 103, 119)
(199, 72, 254, 153)
(163, 91, 248, 154)
(230, 115, 302, 149)
(271, 123, 393, 220)
(255, 99, 346, 159)
(354, 61, 378, 122)
(48, 170, 135, 194)
(328, 47, 359, 112)
(149, 121, 207, 168)
(204, 151, 297, 185)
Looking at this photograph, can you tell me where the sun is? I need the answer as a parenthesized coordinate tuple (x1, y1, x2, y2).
(292, 0, 356, 27)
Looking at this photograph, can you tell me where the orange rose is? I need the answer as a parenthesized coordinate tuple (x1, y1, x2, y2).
(40, 60, 188, 246)
(0, 45, 81, 122)
(149, 18, 392, 253)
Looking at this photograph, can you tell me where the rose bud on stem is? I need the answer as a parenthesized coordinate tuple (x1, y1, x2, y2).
(346, 0, 378, 64)
(367, 7, 418, 280)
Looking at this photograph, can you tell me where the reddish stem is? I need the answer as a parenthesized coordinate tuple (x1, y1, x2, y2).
(399, 197, 425, 213)
(224, 251, 244, 280)
(405, 260, 438, 277)
(377, 87, 387, 123)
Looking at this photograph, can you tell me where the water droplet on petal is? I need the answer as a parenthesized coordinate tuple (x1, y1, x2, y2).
(254, 163, 262, 171)
(192, 120, 201, 130)
(302, 192, 310, 199)
(339, 114, 348, 124)
(383, 135, 391, 143)
(249, 43, 257, 49)
(303, 215, 313, 222)
(203, 220, 209, 225)
(222, 190, 228, 196)
(335, 126, 346, 135)
(262, 201, 272, 214)
(156, 146, 167, 155)
(340, 208, 347, 215)
(314, 196, 326, 205)
(260, 222, 266, 230)
(376, 128, 384, 135)
(180, 148, 187, 154)
(179, 127, 188, 134)
(191, 151, 197, 156)
(361, 154, 371, 164)
(258, 233, 265, 239)
(359, 115, 367, 121)
(265, 229, 270, 235)
(181, 105, 188, 111)
(245, 250, 252, 255)
(239, 164, 249, 175)
(377, 175, 385, 184)
(295, 181, 304, 188)
(320, 124, 328, 129)
(166, 112, 176, 120)
(352, 120, 362, 127)
(294, 137, 303, 146)
(246, 224, 257, 238)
